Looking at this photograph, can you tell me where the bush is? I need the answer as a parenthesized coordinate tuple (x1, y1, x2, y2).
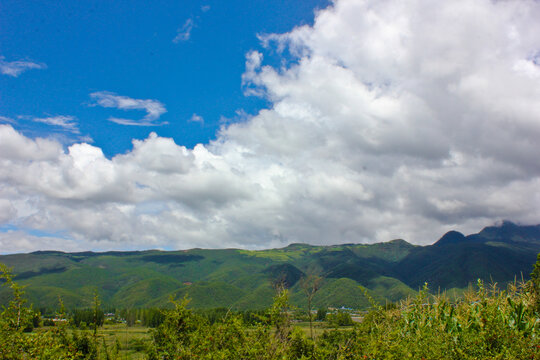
(144, 279, 540, 359)
(326, 310, 354, 326)
(43, 318, 55, 327)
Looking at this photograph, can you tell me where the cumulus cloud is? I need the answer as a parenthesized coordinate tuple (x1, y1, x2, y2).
(4, 0, 540, 252)
(0, 56, 46, 77)
(0, 124, 63, 161)
(173, 18, 194, 43)
(90, 91, 167, 126)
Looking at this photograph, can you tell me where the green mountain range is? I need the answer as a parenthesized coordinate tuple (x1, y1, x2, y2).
(1, 221, 539, 310)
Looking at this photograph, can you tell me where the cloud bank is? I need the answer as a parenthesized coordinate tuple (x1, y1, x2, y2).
(3, 0, 540, 252)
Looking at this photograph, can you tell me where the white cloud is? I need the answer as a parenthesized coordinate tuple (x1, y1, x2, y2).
(0, 116, 16, 124)
(4, 0, 540, 252)
(0, 124, 63, 161)
(29, 115, 80, 133)
(173, 18, 194, 43)
(188, 113, 204, 123)
(90, 91, 167, 126)
(0, 56, 46, 77)
(0, 199, 17, 223)
(0, 230, 85, 254)
(201, 5, 210, 12)
(241, 51, 265, 96)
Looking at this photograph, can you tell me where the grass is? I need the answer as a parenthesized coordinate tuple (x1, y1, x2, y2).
(60, 322, 346, 359)
(99, 324, 151, 360)
(60, 324, 152, 360)
(294, 321, 353, 338)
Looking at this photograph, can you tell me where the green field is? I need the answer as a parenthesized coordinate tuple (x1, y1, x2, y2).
(34, 325, 152, 360)
(95, 325, 150, 360)
(59, 322, 345, 360)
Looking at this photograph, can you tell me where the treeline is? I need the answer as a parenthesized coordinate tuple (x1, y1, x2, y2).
(117, 307, 271, 327)
(69, 307, 270, 328)
(3, 258, 540, 359)
(118, 308, 164, 327)
(37, 306, 262, 329)
(117, 306, 352, 328)
(71, 309, 105, 328)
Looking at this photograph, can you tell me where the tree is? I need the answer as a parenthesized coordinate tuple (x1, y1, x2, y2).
(316, 308, 327, 321)
(0, 263, 33, 331)
(92, 290, 101, 337)
(0, 263, 83, 359)
(529, 253, 540, 311)
(300, 274, 322, 339)
(530, 253, 540, 291)
(326, 310, 354, 327)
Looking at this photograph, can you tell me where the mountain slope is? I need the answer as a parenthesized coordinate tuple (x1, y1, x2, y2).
(395, 223, 540, 289)
(1, 222, 539, 310)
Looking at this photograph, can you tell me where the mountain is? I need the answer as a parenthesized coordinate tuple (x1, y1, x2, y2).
(395, 222, 540, 289)
(1, 222, 539, 310)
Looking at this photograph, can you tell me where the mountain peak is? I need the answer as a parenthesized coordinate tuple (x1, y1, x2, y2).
(385, 239, 415, 248)
(478, 220, 540, 243)
(499, 220, 519, 229)
(434, 230, 466, 246)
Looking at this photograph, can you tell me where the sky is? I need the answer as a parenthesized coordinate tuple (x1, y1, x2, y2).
(2, 0, 540, 253)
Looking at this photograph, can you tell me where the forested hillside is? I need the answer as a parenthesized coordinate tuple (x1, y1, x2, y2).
(1, 221, 539, 310)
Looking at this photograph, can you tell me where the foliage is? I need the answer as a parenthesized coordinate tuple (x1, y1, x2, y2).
(146, 288, 315, 360)
(118, 307, 167, 327)
(326, 310, 354, 327)
(530, 252, 540, 312)
(3, 255, 540, 359)
(316, 308, 327, 321)
(72, 308, 105, 328)
(144, 275, 540, 359)
(0, 263, 96, 359)
(300, 274, 322, 339)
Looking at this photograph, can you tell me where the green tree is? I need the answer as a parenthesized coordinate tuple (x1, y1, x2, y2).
(300, 274, 322, 340)
(528, 252, 540, 315)
(531, 253, 540, 291)
(0, 263, 85, 359)
(92, 290, 101, 337)
(316, 308, 327, 321)
(326, 310, 354, 327)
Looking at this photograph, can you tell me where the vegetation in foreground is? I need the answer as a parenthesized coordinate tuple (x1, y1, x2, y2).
(2, 257, 540, 359)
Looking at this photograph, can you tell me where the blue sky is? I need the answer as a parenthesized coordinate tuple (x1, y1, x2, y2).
(1, 0, 328, 156)
(2, 0, 540, 253)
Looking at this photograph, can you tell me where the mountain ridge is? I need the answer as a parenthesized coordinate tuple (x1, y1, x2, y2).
(1, 221, 539, 310)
